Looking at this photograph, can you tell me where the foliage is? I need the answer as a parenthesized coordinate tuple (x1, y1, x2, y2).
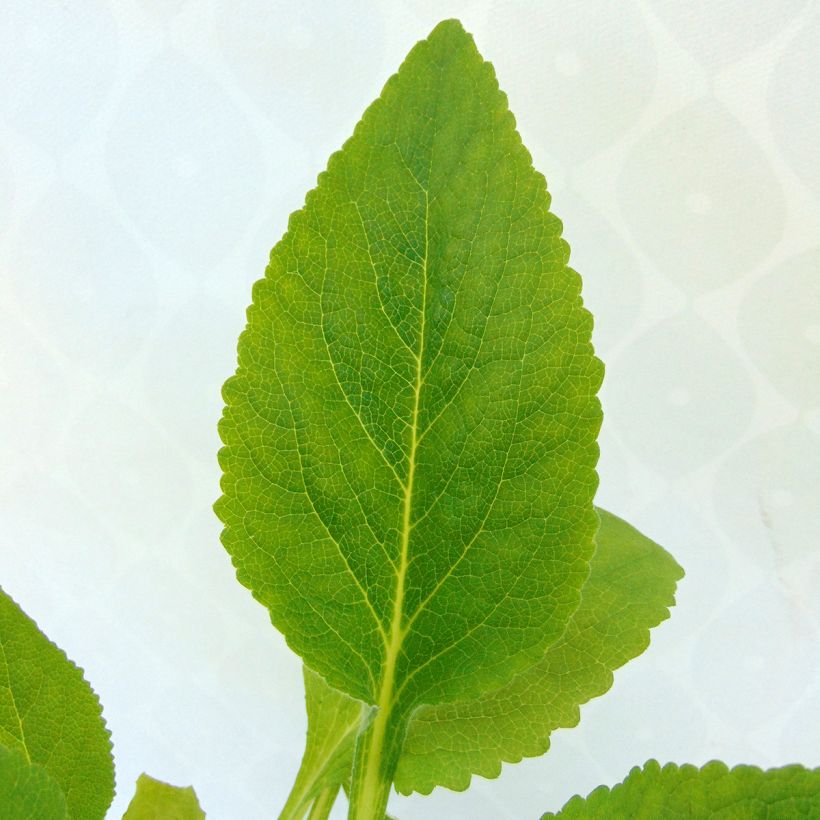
(2, 15, 811, 820)
(122, 773, 206, 820)
(0, 587, 113, 819)
(0, 588, 205, 819)
(542, 760, 820, 819)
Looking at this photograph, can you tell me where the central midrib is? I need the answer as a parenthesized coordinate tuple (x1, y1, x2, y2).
(359, 187, 429, 802)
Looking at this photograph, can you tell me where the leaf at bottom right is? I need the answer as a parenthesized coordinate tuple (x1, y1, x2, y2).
(542, 760, 820, 819)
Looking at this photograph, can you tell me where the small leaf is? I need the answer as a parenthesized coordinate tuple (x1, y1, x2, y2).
(0, 746, 68, 820)
(217, 17, 602, 803)
(122, 773, 206, 820)
(0, 587, 114, 819)
(395, 509, 683, 793)
(541, 760, 820, 818)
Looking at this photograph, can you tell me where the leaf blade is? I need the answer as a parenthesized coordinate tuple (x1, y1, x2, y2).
(0, 588, 114, 819)
(217, 16, 602, 723)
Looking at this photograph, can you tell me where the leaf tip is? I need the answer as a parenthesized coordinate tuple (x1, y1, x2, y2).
(428, 18, 470, 40)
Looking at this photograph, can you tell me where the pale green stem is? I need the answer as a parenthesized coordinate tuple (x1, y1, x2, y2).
(279, 711, 360, 820)
(347, 706, 408, 820)
(280, 754, 327, 820)
(279, 777, 313, 820)
(308, 785, 341, 820)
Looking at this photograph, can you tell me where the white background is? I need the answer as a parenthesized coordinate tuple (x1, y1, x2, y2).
(1, 1, 819, 818)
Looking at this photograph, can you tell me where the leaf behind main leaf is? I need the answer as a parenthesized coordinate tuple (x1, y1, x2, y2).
(217, 17, 602, 727)
(296, 510, 682, 796)
(0, 588, 114, 819)
(395, 509, 683, 794)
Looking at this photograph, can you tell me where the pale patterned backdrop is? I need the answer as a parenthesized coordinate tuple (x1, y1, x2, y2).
(1, 1, 818, 818)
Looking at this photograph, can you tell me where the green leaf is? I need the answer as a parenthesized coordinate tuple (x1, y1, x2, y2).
(122, 773, 206, 820)
(541, 760, 820, 818)
(0, 746, 68, 820)
(280, 667, 366, 819)
(295, 509, 682, 801)
(395, 508, 683, 794)
(0, 587, 114, 819)
(217, 17, 602, 809)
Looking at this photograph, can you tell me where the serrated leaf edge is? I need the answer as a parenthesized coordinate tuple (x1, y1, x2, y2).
(545, 760, 820, 818)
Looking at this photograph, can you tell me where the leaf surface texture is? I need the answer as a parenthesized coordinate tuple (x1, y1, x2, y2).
(0, 746, 68, 820)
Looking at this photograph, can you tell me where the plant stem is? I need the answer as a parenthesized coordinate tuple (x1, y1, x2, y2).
(278, 689, 363, 820)
(308, 785, 341, 820)
(279, 777, 313, 820)
(347, 705, 408, 820)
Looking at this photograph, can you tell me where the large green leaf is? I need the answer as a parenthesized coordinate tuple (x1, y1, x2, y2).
(296, 509, 681, 804)
(122, 773, 206, 820)
(542, 760, 820, 818)
(0, 588, 114, 819)
(216, 19, 602, 799)
(0, 746, 68, 820)
(395, 508, 683, 794)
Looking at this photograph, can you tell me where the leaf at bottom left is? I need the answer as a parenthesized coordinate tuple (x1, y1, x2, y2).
(0, 746, 68, 820)
(0, 586, 115, 819)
